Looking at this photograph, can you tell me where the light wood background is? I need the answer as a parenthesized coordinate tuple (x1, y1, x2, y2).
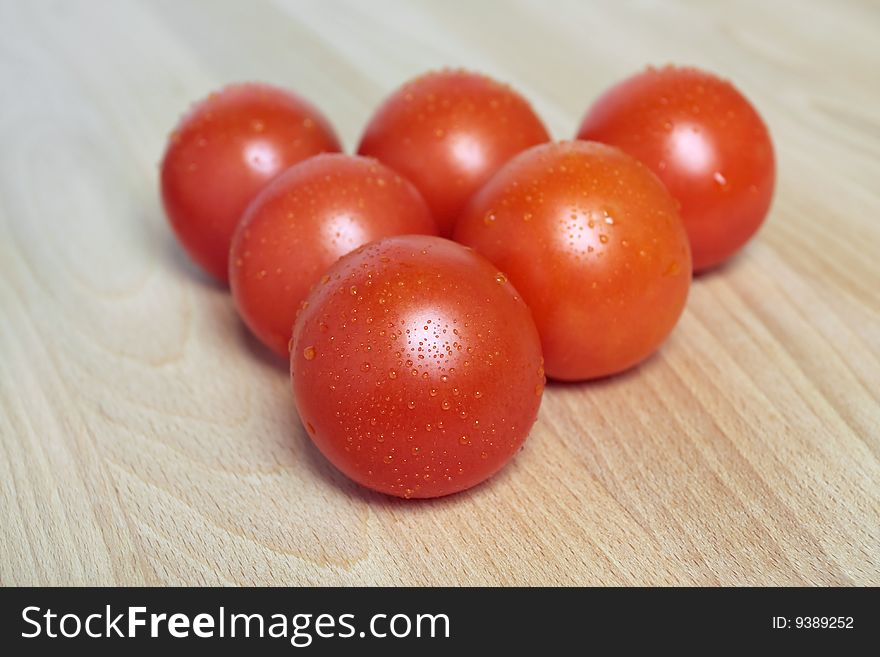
(1, 0, 878, 586)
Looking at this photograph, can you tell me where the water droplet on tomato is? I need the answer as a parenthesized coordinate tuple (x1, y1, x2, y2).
(664, 261, 681, 276)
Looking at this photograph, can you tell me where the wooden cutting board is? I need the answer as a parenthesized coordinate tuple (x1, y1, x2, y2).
(1, 0, 877, 585)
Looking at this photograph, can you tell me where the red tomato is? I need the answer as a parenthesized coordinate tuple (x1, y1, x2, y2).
(357, 69, 550, 236)
(230, 154, 438, 357)
(577, 66, 775, 271)
(161, 82, 341, 281)
(455, 141, 691, 381)
(291, 235, 545, 498)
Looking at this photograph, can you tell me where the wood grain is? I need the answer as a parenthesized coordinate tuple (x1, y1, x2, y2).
(1, 0, 878, 586)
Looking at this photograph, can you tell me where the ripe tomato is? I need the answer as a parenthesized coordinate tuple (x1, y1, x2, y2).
(576, 66, 775, 271)
(291, 235, 545, 498)
(357, 69, 550, 236)
(230, 154, 437, 357)
(161, 82, 341, 281)
(455, 141, 691, 381)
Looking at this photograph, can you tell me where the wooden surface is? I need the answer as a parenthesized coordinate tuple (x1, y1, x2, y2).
(1, 0, 878, 586)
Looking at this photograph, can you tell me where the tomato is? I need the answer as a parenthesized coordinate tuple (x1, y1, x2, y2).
(454, 141, 691, 381)
(357, 69, 550, 236)
(230, 154, 437, 357)
(161, 82, 341, 281)
(576, 66, 775, 271)
(291, 235, 545, 498)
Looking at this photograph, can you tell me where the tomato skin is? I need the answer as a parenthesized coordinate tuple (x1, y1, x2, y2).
(576, 66, 775, 271)
(291, 235, 545, 499)
(455, 141, 691, 381)
(161, 82, 341, 281)
(357, 69, 550, 236)
(230, 155, 437, 357)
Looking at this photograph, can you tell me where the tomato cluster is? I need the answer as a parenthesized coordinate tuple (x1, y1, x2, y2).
(161, 66, 774, 498)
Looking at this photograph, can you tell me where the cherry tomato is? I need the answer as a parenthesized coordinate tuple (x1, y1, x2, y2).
(576, 66, 775, 271)
(454, 141, 691, 381)
(230, 154, 438, 357)
(291, 235, 545, 498)
(161, 82, 341, 281)
(357, 69, 550, 236)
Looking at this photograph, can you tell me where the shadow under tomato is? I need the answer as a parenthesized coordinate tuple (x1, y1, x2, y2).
(236, 319, 288, 371)
(692, 247, 748, 279)
(297, 420, 392, 505)
(162, 230, 227, 291)
(140, 195, 226, 292)
(545, 348, 660, 391)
